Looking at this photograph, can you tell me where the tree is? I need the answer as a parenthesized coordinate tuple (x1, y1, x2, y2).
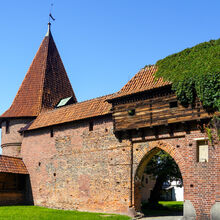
(145, 150, 182, 205)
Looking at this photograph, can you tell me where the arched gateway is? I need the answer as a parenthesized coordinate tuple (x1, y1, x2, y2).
(132, 141, 185, 212)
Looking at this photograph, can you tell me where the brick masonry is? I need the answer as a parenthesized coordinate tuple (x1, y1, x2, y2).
(19, 115, 220, 219)
(21, 116, 132, 215)
(1, 119, 32, 157)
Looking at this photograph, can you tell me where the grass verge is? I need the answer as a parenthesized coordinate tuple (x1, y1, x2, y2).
(0, 206, 131, 220)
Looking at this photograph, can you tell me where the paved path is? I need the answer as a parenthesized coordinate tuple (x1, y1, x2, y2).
(140, 216, 183, 220)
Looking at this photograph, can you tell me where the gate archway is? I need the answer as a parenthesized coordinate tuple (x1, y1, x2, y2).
(132, 140, 185, 212)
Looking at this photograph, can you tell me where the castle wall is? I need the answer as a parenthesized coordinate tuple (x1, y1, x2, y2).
(21, 116, 220, 219)
(21, 116, 132, 215)
(1, 119, 32, 157)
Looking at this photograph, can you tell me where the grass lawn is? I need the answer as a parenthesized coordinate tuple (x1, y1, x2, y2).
(0, 206, 131, 220)
(141, 201, 183, 217)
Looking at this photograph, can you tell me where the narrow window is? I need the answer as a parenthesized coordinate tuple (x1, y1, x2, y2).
(50, 128, 54, 137)
(145, 177, 148, 184)
(6, 121, 10, 134)
(169, 101, 178, 108)
(197, 140, 208, 162)
(89, 122, 94, 131)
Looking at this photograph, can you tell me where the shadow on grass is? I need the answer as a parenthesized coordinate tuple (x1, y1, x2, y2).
(141, 201, 183, 217)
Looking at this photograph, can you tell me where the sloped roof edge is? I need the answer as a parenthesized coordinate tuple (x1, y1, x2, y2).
(0, 155, 29, 174)
(27, 94, 113, 131)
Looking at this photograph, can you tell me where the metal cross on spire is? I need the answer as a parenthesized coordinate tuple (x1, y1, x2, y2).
(49, 3, 55, 23)
(46, 3, 55, 36)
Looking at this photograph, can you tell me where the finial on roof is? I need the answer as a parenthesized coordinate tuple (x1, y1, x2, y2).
(45, 22, 51, 37)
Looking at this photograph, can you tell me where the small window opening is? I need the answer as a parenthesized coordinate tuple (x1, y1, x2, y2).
(38, 162, 41, 167)
(50, 128, 54, 137)
(145, 177, 148, 184)
(197, 140, 209, 162)
(53, 173, 56, 177)
(128, 109, 135, 116)
(89, 122, 94, 131)
(169, 101, 178, 108)
(5, 121, 10, 134)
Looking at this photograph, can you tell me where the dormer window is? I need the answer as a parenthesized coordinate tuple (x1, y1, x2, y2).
(56, 97, 75, 108)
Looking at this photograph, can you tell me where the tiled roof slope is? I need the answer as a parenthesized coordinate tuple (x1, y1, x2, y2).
(0, 25, 76, 119)
(109, 65, 170, 100)
(28, 94, 112, 130)
(0, 155, 28, 174)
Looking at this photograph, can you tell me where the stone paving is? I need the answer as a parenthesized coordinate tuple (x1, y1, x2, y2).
(140, 216, 183, 220)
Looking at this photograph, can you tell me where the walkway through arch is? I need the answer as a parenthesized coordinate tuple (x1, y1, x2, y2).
(132, 141, 185, 217)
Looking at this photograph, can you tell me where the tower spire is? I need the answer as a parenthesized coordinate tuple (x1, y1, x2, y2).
(0, 23, 77, 119)
(45, 22, 51, 37)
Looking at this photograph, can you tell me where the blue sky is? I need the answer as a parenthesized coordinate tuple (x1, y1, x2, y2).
(0, 0, 220, 151)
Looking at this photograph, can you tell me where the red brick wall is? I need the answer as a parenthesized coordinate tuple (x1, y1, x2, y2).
(131, 124, 219, 219)
(1, 119, 32, 157)
(21, 117, 219, 219)
(21, 117, 132, 215)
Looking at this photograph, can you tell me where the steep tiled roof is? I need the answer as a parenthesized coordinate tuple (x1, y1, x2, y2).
(28, 94, 112, 130)
(0, 155, 28, 174)
(109, 65, 170, 100)
(0, 24, 76, 119)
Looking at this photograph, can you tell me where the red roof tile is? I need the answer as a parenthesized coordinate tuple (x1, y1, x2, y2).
(110, 65, 170, 100)
(27, 66, 170, 130)
(28, 94, 113, 130)
(0, 25, 76, 119)
(0, 155, 28, 174)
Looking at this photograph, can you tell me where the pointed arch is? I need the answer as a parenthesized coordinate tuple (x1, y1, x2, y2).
(132, 140, 185, 211)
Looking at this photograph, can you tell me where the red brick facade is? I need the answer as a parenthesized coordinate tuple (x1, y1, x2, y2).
(1, 119, 33, 157)
(21, 117, 132, 214)
(18, 116, 219, 219)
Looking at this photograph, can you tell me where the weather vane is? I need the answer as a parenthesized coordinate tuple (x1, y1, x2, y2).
(49, 3, 55, 22)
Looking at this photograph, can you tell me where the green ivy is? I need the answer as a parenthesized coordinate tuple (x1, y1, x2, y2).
(155, 39, 220, 111)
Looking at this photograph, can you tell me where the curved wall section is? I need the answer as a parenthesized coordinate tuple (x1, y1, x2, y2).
(1, 119, 32, 158)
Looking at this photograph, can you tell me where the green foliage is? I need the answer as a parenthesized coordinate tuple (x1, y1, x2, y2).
(205, 127, 213, 144)
(145, 150, 182, 184)
(155, 39, 220, 111)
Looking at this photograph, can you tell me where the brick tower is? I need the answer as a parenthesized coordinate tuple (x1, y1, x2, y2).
(0, 23, 77, 157)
